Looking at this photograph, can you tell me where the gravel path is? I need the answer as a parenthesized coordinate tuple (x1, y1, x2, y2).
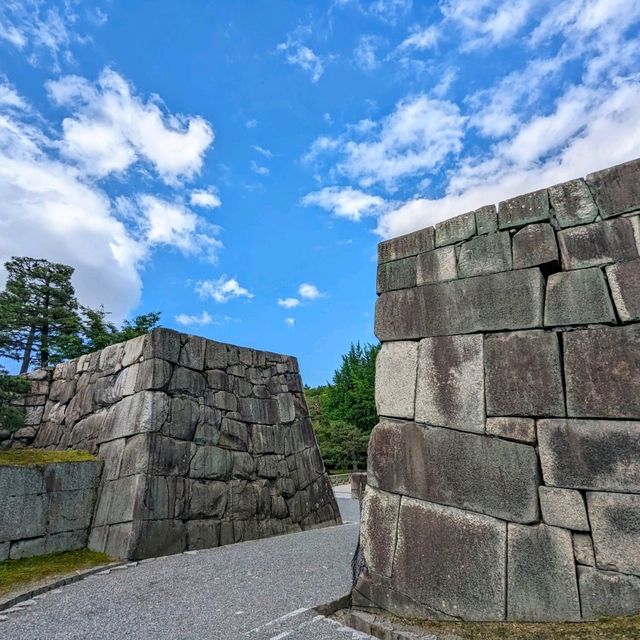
(1, 495, 370, 640)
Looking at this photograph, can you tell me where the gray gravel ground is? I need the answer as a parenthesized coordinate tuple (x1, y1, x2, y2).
(1, 495, 370, 640)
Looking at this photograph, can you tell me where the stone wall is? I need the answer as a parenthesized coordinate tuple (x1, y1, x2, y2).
(0, 459, 102, 560)
(354, 158, 640, 622)
(11, 329, 340, 560)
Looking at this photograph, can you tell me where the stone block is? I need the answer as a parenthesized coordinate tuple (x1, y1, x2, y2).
(132, 520, 186, 559)
(573, 533, 595, 566)
(587, 491, 640, 576)
(606, 257, 640, 321)
(586, 157, 640, 218)
(47, 489, 95, 533)
(415, 335, 484, 433)
(0, 541, 9, 561)
(457, 231, 512, 278)
(10, 536, 47, 559)
(239, 397, 279, 424)
(44, 460, 102, 492)
(415, 246, 457, 284)
(544, 268, 616, 326)
(252, 425, 285, 454)
(538, 419, 640, 491)
(187, 519, 220, 550)
(122, 335, 145, 367)
(393, 497, 506, 621)
(93, 475, 146, 526)
(549, 178, 598, 228)
(204, 340, 228, 370)
(375, 341, 418, 419)
(435, 211, 476, 247)
(376, 256, 416, 293)
(499, 189, 549, 229)
(187, 480, 228, 519)
(359, 487, 399, 578)
(485, 417, 535, 443)
(475, 205, 498, 235)
(564, 325, 640, 418)
(539, 487, 589, 531)
(0, 465, 43, 496)
(189, 446, 232, 480)
(143, 328, 181, 363)
(375, 268, 544, 340)
(485, 331, 564, 417)
(168, 367, 206, 397)
(507, 523, 581, 621)
(97, 439, 125, 481)
(163, 396, 199, 441)
(0, 493, 48, 541)
(219, 418, 249, 451)
(179, 335, 206, 370)
(45, 529, 87, 554)
(277, 393, 296, 424)
(368, 420, 540, 523)
(579, 566, 640, 620)
(512, 223, 558, 269)
(231, 451, 255, 479)
(558, 218, 638, 269)
(378, 227, 435, 264)
(134, 358, 172, 392)
(99, 391, 170, 443)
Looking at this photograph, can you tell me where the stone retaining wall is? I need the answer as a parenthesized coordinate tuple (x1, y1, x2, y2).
(11, 329, 340, 560)
(0, 460, 102, 560)
(354, 158, 640, 622)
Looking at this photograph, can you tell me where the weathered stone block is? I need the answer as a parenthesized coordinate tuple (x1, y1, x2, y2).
(44, 461, 102, 492)
(393, 497, 506, 621)
(485, 331, 564, 416)
(507, 523, 581, 621)
(549, 178, 598, 228)
(415, 335, 484, 433)
(573, 533, 595, 566)
(47, 489, 95, 533)
(179, 335, 206, 370)
(538, 419, 640, 491)
(475, 205, 498, 235)
(544, 268, 615, 326)
(375, 341, 418, 420)
(579, 566, 640, 620)
(435, 211, 476, 247)
(457, 231, 512, 277)
(93, 475, 145, 526)
(187, 519, 220, 550)
(512, 223, 558, 269)
(558, 218, 638, 269)
(368, 420, 540, 523)
(375, 268, 544, 340)
(586, 158, 640, 218)
(606, 257, 640, 321)
(376, 256, 416, 293)
(99, 391, 170, 443)
(143, 328, 181, 363)
(168, 367, 206, 397)
(564, 325, 640, 418)
(239, 397, 279, 424)
(10, 536, 47, 559)
(132, 520, 186, 559)
(539, 487, 589, 531)
(499, 189, 549, 229)
(416, 246, 457, 284)
(0, 465, 43, 496)
(485, 417, 535, 443)
(360, 487, 399, 578)
(189, 446, 232, 480)
(587, 492, 640, 576)
(378, 227, 435, 263)
(0, 494, 48, 541)
(187, 480, 228, 519)
(219, 418, 249, 451)
(134, 358, 172, 392)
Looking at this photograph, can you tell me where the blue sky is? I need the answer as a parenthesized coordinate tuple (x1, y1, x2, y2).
(1, 0, 640, 386)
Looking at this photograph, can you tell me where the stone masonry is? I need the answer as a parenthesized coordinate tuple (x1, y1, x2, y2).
(354, 157, 640, 622)
(9, 329, 340, 560)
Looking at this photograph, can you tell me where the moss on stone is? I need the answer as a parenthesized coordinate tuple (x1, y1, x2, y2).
(0, 448, 96, 467)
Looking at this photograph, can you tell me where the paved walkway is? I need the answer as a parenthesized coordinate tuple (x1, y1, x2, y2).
(1, 493, 371, 639)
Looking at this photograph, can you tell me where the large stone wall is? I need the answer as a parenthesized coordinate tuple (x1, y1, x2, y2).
(354, 158, 640, 622)
(11, 329, 340, 560)
(0, 460, 102, 560)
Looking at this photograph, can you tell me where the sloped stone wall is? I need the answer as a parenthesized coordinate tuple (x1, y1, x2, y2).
(13, 329, 340, 559)
(354, 158, 640, 622)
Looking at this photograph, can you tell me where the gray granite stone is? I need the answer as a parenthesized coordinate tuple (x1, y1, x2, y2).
(573, 533, 595, 566)
(549, 178, 598, 228)
(189, 446, 232, 480)
(0, 493, 48, 541)
(587, 491, 640, 576)
(415, 334, 484, 433)
(606, 257, 640, 321)
(375, 341, 418, 419)
(187, 519, 220, 550)
(179, 335, 206, 370)
(475, 205, 498, 235)
(376, 256, 417, 293)
(564, 325, 640, 418)
(539, 486, 589, 531)
(499, 189, 550, 229)
(10, 536, 47, 559)
(416, 245, 457, 284)
(507, 523, 581, 622)
(544, 268, 616, 326)
(375, 268, 544, 340)
(435, 211, 476, 247)
(485, 331, 564, 417)
(360, 487, 400, 579)
(586, 157, 640, 218)
(0, 465, 43, 496)
(378, 227, 435, 263)
(47, 489, 95, 533)
(134, 358, 172, 392)
(512, 223, 558, 269)
(187, 479, 228, 519)
(485, 417, 536, 443)
(538, 419, 640, 492)
(579, 566, 640, 619)
(457, 231, 512, 277)
(558, 217, 638, 269)
(143, 328, 181, 363)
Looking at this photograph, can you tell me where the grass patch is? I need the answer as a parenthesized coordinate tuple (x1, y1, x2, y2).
(0, 449, 96, 467)
(0, 549, 113, 598)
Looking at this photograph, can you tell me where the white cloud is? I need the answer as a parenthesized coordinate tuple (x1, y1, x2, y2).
(245, 119, 258, 128)
(366, 0, 413, 24)
(354, 35, 381, 71)
(47, 68, 214, 184)
(284, 317, 295, 327)
(250, 160, 270, 176)
(303, 135, 341, 164)
(277, 40, 324, 83)
(397, 25, 440, 51)
(278, 297, 300, 309)
(253, 145, 273, 159)
(175, 311, 214, 327)
(196, 276, 254, 303)
(190, 188, 221, 208)
(298, 283, 323, 300)
(301, 186, 385, 221)
(0, 78, 26, 109)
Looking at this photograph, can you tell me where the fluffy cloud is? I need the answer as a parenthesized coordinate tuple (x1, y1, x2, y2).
(278, 297, 300, 309)
(284, 317, 295, 327)
(397, 25, 440, 51)
(196, 276, 254, 303)
(190, 188, 221, 209)
(354, 35, 381, 71)
(277, 40, 324, 82)
(175, 311, 214, 327)
(301, 186, 385, 221)
(250, 160, 270, 176)
(47, 68, 214, 184)
(298, 283, 323, 300)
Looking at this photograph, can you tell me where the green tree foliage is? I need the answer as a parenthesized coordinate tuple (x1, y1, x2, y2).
(0, 366, 30, 433)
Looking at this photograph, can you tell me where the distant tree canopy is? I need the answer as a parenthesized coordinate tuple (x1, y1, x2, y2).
(0, 256, 161, 373)
(0, 365, 30, 433)
(306, 342, 380, 472)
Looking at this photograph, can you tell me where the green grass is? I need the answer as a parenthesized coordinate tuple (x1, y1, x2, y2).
(0, 549, 113, 598)
(0, 448, 96, 467)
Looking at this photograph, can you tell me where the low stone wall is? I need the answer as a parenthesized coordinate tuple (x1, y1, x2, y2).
(11, 329, 340, 560)
(354, 158, 640, 622)
(0, 460, 102, 560)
